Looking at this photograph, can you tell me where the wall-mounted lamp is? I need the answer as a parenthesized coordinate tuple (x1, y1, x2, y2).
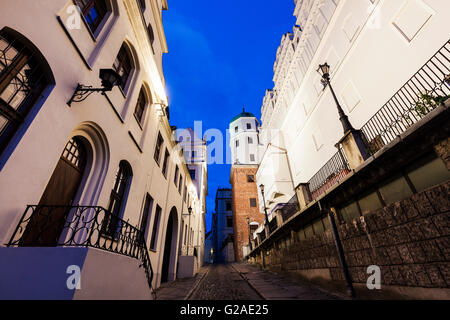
(67, 69, 122, 106)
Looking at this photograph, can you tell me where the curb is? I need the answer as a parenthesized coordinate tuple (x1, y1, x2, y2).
(184, 267, 210, 300)
(230, 263, 267, 300)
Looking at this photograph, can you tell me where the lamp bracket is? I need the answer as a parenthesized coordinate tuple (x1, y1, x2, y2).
(67, 83, 112, 106)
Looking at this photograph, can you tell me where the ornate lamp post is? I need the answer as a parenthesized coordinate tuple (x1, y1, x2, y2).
(246, 217, 251, 251)
(259, 184, 269, 224)
(182, 206, 193, 254)
(317, 63, 355, 134)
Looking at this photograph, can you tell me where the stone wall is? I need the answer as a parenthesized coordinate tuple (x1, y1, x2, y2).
(250, 181, 450, 299)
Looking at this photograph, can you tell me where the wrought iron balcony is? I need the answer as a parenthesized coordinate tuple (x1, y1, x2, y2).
(308, 147, 351, 200)
(7, 205, 155, 296)
(361, 39, 450, 155)
(278, 193, 300, 222)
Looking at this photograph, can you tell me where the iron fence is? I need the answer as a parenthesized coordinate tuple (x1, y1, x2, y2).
(361, 40, 450, 155)
(7, 205, 155, 297)
(308, 147, 351, 200)
(279, 193, 300, 222)
(268, 218, 278, 235)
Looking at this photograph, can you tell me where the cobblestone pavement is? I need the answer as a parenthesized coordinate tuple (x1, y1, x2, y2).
(189, 264, 262, 300)
(231, 263, 342, 300)
(156, 263, 343, 300)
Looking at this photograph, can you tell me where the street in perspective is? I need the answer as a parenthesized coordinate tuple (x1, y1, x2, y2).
(0, 0, 449, 311)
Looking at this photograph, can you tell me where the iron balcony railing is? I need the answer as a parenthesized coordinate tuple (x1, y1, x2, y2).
(7, 205, 155, 297)
(278, 193, 300, 222)
(308, 147, 351, 200)
(268, 217, 278, 235)
(361, 39, 450, 155)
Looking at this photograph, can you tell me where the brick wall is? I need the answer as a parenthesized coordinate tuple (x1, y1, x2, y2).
(250, 181, 450, 299)
(230, 166, 265, 262)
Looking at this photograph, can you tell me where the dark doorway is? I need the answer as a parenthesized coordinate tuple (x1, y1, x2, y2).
(161, 207, 178, 283)
(21, 138, 88, 246)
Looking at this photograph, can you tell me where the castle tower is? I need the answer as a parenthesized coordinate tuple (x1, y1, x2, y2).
(229, 108, 265, 261)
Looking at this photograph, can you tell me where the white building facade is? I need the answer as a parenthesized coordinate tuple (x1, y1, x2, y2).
(257, 0, 450, 213)
(176, 128, 208, 277)
(0, 0, 205, 299)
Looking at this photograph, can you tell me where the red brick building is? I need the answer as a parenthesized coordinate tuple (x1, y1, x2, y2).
(230, 165, 265, 261)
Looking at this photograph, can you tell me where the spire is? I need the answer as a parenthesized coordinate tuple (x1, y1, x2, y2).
(243, 105, 245, 113)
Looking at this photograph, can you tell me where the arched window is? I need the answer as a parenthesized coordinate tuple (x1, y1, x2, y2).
(133, 87, 147, 125)
(75, 0, 108, 34)
(148, 24, 155, 52)
(102, 160, 132, 236)
(0, 28, 54, 158)
(112, 44, 133, 91)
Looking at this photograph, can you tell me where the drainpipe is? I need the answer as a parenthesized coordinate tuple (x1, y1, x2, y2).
(318, 200, 355, 299)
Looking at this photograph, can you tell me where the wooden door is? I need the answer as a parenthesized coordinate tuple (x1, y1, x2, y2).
(21, 138, 87, 246)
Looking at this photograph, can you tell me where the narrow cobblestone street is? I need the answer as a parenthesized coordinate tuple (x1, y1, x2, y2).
(156, 263, 343, 300)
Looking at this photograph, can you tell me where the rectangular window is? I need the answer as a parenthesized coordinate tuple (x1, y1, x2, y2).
(178, 175, 183, 194)
(162, 149, 169, 177)
(154, 133, 164, 164)
(189, 169, 196, 180)
(75, 0, 108, 34)
(235, 126, 238, 133)
(250, 154, 255, 162)
(139, 193, 153, 241)
(133, 88, 146, 125)
(248, 137, 253, 144)
(150, 205, 162, 250)
(174, 165, 179, 186)
(183, 185, 187, 202)
(235, 140, 239, 147)
(247, 175, 255, 182)
(226, 201, 232, 211)
(250, 198, 257, 207)
(246, 123, 251, 130)
(226, 216, 233, 228)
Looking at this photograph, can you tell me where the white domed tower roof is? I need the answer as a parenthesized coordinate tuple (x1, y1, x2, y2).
(229, 108, 260, 165)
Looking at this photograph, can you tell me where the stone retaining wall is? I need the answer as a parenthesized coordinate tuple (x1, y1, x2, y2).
(250, 181, 450, 299)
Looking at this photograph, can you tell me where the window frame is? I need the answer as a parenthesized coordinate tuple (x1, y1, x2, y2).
(75, 0, 109, 36)
(149, 204, 162, 251)
(113, 44, 133, 93)
(0, 30, 52, 159)
(154, 132, 164, 164)
(161, 148, 170, 178)
(133, 87, 147, 127)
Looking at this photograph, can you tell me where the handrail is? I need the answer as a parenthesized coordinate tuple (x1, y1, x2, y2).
(361, 39, 450, 155)
(7, 205, 155, 298)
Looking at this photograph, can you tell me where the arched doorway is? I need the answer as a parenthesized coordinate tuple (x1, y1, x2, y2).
(161, 207, 179, 283)
(21, 137, 89, 246)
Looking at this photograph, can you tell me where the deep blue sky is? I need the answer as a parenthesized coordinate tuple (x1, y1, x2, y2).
(163, 1, 295, 232)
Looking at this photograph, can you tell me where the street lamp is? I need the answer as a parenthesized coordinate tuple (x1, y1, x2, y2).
(259, 184, 269, 224)
(317, 63, 355, 134)
(182, 206, 193, 254)
(67, 68, 122, 106)
(246, 217, 251, 251)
